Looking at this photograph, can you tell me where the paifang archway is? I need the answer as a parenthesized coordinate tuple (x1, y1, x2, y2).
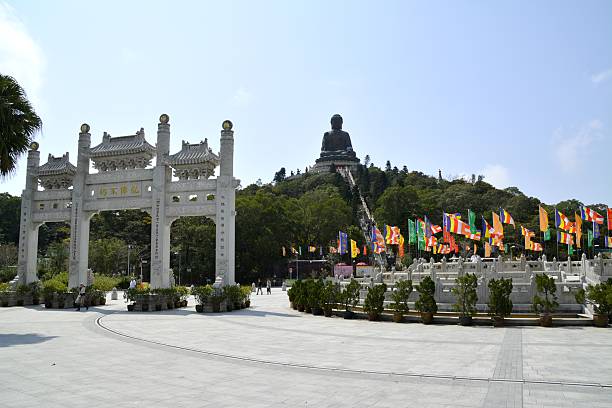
(17, 114, 238, 289)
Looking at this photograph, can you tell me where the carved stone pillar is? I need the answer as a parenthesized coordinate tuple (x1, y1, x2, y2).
(68, 125, 92, 288)
(216, 120, 236, 285)
(150, 114, 171, 288)
(17, 146, 40, 285)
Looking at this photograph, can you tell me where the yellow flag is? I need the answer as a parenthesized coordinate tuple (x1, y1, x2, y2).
(539, 205, 549, 232)
(350, 239, 359, 259)
(485, 241, 492, 257)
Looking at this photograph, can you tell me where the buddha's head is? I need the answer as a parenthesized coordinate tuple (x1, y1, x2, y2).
(330, 114, 343, 130)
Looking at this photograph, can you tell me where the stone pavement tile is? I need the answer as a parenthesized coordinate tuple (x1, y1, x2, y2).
(2, 289, 612, 407)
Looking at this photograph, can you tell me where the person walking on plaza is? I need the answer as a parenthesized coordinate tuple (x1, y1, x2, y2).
(75, 284, 88, 311)
(256, 278, 263, 295)
(266, 279, 272, 295)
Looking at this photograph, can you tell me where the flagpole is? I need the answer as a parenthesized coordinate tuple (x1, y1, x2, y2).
(554, 207, 559, 260)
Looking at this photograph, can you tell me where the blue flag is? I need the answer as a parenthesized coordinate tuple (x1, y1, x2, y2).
(338, 231, 349, 255)
(593, 222, 600, 238)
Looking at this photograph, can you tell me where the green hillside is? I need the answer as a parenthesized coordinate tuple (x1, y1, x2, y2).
(0, 162, 607, 284)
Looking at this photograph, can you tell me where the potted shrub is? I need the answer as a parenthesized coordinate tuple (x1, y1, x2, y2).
(390, 279, 413, 323)
(16, 284, 30, 306)
(415, 276, 437, 324)
(191, 285, 213, 313)
(241, 286, 252, 308)
(532, 274, 558, 327)
(342, 279, 361, 319)
(452, 273, 478, 326)
(321, 280, 338, 317)
(364, 283, 387, 321)
(303, 280, 314, 313)
(294, 280, 308, 312)
(488, 277, 513, 327)
(580, 281, 612, 328)
(192, 285, 213, 312)
(308, 279, 324, 315)
(210, 291, 226, 312)
(287, 282, 297, 309)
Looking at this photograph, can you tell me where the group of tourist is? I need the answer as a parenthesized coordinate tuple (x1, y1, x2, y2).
(252, 279, 272, 295)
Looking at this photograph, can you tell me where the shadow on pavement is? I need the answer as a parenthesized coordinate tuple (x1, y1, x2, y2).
(0, 333, 58, 347)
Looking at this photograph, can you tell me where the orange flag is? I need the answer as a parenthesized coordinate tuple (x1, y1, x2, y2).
(575, 213, 582, 249)
(485, 241, 492, 257)
(539, 205, 549, 232)
(492, 212, 504, 237)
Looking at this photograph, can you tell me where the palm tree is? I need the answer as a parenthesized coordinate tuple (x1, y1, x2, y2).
(0, 74, 42, 177)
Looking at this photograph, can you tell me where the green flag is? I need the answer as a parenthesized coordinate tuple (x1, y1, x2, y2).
(588, 229, 593, 248)
(416, 220, 425, 250)
(568, 244, 574, 255)
(468, 209, 477, 233)
(544, 229, 551, 241)
(504, 244, 509, 253)
(408, 219, 416, 244)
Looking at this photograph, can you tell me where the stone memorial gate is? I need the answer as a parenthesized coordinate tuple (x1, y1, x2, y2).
(17, 114, 238, 289)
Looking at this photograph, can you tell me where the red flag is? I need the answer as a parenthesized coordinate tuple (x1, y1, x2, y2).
(608, 208, 612, 231)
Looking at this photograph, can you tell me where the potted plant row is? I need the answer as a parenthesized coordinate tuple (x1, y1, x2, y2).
(192, 284, 251, 313)
(0, 282, 41, 307)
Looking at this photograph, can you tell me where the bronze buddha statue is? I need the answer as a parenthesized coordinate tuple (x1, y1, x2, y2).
(317, 114, 358, 162)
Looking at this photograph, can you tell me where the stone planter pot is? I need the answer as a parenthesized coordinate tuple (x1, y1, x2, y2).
(343, 310, 354, 320)
(459, 316, 473, 326)
(420, 312, 434, 325)
(155, 304, 162, 311)
(127, 304, 134, 311)
(492, 316, 505, 327)
(181, 300, 188, 308)
(367, 312, 380, 321)
(195, 304, 203, 313)
(167, 301, 174, 309)
(311, 307, 323, 316)
(233, 302, 241, 310)
(297, 304, 305, 312)
(141, 303, 149, 312)
(290, 302, 295, 309)
(593, 314, 609, 328)
(323, 308, 333, 317)
(305, 306, 312, 314)
(245, 300, 250, 308)
(392, 312, 404, 323)
(226, 303, 234, 311)
(539, 314, 553, 327)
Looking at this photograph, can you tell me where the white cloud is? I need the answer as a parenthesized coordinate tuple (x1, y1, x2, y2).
(591, 68, 612, 85)
(0, 2, 45, 107)
(231, 87, 252, 107)
(479, 164, 511, 188)
(553, 119, 604, 172)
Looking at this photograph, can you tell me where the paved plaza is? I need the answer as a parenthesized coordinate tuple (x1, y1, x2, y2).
(1, 289, 612, 408)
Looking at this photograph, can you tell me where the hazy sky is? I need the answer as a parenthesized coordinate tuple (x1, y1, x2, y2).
(1, 0, 611, 205)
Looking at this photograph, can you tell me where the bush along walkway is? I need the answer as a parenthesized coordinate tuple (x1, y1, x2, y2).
(287, 278, 605, 327)
(192, 284, 251, 313)
(126, 287, 189, 312)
